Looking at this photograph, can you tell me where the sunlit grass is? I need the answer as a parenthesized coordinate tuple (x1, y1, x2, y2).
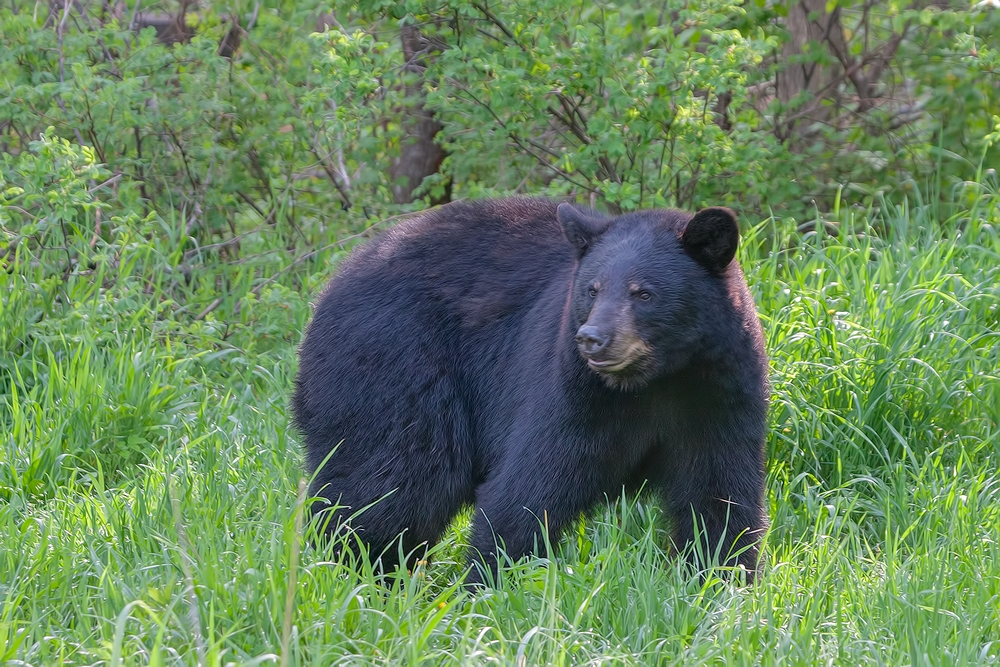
(1, 186, 998, 664)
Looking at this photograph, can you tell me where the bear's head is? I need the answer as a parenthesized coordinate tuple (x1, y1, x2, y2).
(558, 202, 740, 390)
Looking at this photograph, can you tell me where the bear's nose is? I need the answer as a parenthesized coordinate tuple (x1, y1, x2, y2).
(575, 325, 609, 356)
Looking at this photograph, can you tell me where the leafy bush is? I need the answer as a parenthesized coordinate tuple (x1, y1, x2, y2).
(3, 0, 998, 230)
(0, 128, 315, 498)
(0, 2, 391, 245)
(335, 0, 1000, 215)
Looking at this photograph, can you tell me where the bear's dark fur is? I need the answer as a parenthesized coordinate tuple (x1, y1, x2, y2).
(292, 198, 769, 585)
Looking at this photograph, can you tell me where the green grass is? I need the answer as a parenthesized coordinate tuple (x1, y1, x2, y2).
(2, 183, 999, 665)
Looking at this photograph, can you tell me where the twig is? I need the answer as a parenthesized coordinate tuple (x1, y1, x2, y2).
(1, 238, 20, 268)
(309, 142, 353, 210)
(234, 189, 269, 221)
(191, 211, 412, 320)
(54, 0, 86, 146)
(450, 81, 597, 193)
(194, 297, 223, 321)
(4, 206, 39, 220)
(72, 3, 121, 78)
(246, 229, 377, 296)
(88, 173, 122, 194)
(471, 2, 527, 51)
(326, 99, 351, 189)
(182, 223, 267, 262)
(164, 125, 200, 192)
(57, 2, 72, 87)
(246, 1, 260, 32)
(183, 202, 202, 238)
(231, 208, 432, 315)
(90, 209, 102, 248)
(128, 0, 142, 31)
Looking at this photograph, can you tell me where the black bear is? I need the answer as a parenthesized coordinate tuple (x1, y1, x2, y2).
(292, 198, 769, 585)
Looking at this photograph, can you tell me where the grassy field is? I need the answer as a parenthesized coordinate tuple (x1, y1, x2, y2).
(2, 177, 999, 665)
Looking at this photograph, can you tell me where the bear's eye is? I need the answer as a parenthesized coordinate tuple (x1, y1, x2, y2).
(637, 290, 652, 301)
(588, 286, 598, 298)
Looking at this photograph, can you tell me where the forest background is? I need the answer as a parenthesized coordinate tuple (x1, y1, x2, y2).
(1, 0, 999, 664)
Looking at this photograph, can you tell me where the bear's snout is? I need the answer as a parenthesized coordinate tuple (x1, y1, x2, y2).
(575, 324, 611, 357)
(575, 303, 652, 384)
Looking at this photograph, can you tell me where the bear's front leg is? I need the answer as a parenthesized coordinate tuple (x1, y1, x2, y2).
(658, 428, 767, 582)
(466, 444, 602, 587)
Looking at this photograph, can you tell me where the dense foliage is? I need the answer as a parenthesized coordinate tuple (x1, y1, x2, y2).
(1, 1, 999, 664)
(2, 0, 999, 230)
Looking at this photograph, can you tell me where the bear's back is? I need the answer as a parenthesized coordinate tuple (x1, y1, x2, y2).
(327, 198, 576, 331)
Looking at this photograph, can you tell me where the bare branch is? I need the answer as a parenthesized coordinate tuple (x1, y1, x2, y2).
(470, 2, 527, 51)
(230, 209, 434, 316)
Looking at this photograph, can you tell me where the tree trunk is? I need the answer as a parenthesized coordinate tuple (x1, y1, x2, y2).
(390, 25, 450, 205)
(776, 0, 846, 136)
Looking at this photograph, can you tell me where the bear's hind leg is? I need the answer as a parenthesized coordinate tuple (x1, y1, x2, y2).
(309, 377, 476, 575)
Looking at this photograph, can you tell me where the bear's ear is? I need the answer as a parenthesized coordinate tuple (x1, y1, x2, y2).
(682, 207, 739, 273)
(558, 203, 611, 257)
